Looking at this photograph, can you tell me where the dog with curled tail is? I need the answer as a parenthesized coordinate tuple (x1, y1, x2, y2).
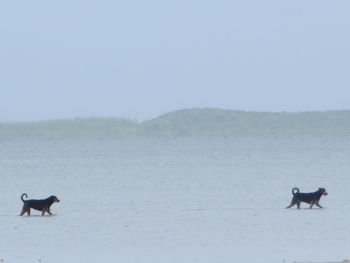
(19, 193, 60, 216)
(286, 187, 328, 209)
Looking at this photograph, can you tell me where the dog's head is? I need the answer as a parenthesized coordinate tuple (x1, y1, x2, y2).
(49, 195, 60, 203)
(319, 188, 328, 196)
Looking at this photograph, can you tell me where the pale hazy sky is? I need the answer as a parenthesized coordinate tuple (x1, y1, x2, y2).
(1, 0, 349, 121)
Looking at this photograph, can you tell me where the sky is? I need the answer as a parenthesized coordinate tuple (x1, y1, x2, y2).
(0, 0, 349, 122)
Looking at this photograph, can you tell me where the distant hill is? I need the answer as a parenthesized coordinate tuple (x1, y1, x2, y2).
(140, 108, 350, 136)
(1, 109, 350, 138)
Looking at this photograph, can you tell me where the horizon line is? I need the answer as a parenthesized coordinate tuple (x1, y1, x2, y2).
(1, 107, 350, 124)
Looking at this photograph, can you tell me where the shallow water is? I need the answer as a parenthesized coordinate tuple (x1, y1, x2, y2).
(0, 136, 349, 262)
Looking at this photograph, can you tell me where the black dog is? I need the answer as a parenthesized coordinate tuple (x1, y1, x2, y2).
(286, 187, 328, 209)
(20, 193, 60, 216)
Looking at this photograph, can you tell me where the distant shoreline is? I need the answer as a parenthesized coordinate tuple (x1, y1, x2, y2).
(1, 108, 350, 137)
(2, 108, 350, 124)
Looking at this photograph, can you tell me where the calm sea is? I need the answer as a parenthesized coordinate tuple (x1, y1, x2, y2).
(0, 136, 349, 262)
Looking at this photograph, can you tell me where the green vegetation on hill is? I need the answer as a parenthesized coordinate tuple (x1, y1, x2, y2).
(141, 109, 350, 136)
(1, 109, 350, 138)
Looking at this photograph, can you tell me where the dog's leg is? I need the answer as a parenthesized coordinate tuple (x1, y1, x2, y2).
(43, 207, 52, 215)
(286, 204, 294, 208)
(27, 208, 31, 216)
(19, 205, 27, 216)
(309, 201, 314, 209)
(46, 207, 52, 215)
(286, 198, 296, 209)
(296, 200, 301, 209)
(315, 201, 323, 208)
(42, 207, 53, 216)
(42, 208, 47, 216)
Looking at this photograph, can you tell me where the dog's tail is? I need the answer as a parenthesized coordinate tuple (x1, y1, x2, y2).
(21, 193, 28, 202)
(292, 187, 299, 195)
